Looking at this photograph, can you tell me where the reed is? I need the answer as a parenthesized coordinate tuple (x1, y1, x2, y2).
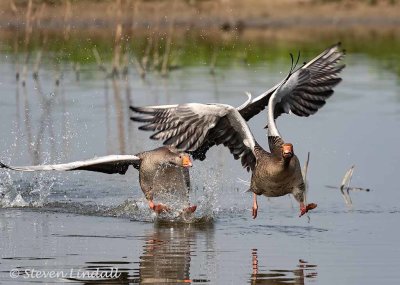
(21, 0, 34, 86)
(161, 0, 177, 77)
(122, 52, 135, 153)
(10, 0, 20, 82)
(127, 0, 146, 78)
(210, 0, 221, 75)
(14, 80, 22, 156)
(141, 33, 153, 71)
(32, 50, 42, 80)
(150, 5, 161, 71)
(152, 5, 161, 70)
(32, 3, 48, 80)
(209, 46, 218, 75)
(302, 152, 311, 221)
(152, 34, 161, 70)
(73, 62, 80, 81)
(133, 55, 146, 79)
(10, 0, 18, 14)
(131, 0, 140, 31)
(51, 0, 73, 86)
(63, 0, 72, 42)
(22, 81, 36, 164)
(92, 47, 108, 73)
(111, 78, 127, 154)
(54, 63, 61, 86)
(160, 30, 173, 77)
(112, 0, 123, 77)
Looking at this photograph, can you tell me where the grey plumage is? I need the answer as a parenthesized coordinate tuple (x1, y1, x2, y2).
(238, 42, 345, 120)
(130, 43, 345, 217)
(131, 43, 345, 166)
(1, 146, 191, 203)
(0, 155, 141, 174)
(131, 104, 257, 171)
(250, 137, 305, 202)
(135, 146, 191, 201)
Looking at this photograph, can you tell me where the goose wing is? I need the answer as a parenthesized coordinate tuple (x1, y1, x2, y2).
(130, 103, 257, 171)
(0, 155, 141, 175)
(238, 43, 345, 120)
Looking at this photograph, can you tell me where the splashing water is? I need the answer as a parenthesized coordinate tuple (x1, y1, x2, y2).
(0, 168, 219, 223)
(0, 172, 56, 208)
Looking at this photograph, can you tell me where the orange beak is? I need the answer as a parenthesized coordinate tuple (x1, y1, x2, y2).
(182, 155, 193, 168)
(282, 143, 294, 158)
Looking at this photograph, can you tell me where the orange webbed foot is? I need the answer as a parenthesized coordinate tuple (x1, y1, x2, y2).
(299, 203, 317, 217)
(149, 201, 169, 214)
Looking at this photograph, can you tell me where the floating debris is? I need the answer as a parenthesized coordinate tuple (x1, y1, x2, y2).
(302, 152, 311, 221)
(326, 165, 370, 206)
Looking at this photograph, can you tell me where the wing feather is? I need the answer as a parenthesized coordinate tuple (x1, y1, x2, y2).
(131, 103, 257, 171)
(238, 43, 345, 121)
(0, 155, 141, 175)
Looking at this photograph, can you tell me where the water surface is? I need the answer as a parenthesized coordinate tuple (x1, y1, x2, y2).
(0, 44, 399, 284)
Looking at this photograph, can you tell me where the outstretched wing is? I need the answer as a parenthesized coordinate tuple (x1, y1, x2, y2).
(0, 155, 141, 175)
(238, 43, 345, 120)
(130, 103, 257, 171)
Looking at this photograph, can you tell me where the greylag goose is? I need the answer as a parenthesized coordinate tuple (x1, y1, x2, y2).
(0, 146, 196, 214)
(130, 43, 345, 218)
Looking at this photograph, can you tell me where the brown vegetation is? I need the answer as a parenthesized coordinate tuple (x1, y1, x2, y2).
(2, 0, 399, 35)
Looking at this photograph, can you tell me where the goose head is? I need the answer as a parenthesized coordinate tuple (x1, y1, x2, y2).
(180, 153, 193, 168)
(163, 146, 193, 168)
(168, 152, 193, 168)
(281, 143, 294, 160)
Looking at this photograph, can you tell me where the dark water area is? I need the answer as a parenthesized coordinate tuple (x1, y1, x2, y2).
(0, 37, 400, 284)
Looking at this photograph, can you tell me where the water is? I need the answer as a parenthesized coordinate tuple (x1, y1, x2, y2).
(0, 46, 400, 284)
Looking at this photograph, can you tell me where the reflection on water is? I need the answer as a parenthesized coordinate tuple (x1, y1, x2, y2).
(59, 223, 213, 284)
(0, 210, 216, 284)
(138, 223, 212, 284)
(68, 261, 133, 284)
(250, 249, 317, 285)
(111, 77, 127, 155)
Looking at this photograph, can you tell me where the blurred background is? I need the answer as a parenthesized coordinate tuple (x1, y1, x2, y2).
(1, 0, 399, 78)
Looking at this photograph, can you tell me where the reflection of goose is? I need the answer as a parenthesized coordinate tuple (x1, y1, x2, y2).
(130, 43, 345, 218)
(138, 223, 213, 284)
(0, 146, 196, 213)
(250, 249, 317, 285)
(70, 224, 213, 284)
(139, 225, 191, 283)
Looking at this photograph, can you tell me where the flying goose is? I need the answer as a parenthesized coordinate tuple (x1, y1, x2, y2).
(130, 43, 345, 218)
(0, 146, 196, 214)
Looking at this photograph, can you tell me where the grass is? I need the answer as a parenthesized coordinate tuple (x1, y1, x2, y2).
(1, 29, 399, 78)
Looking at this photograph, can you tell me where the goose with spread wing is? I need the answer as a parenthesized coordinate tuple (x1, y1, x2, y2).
(130, 43, 345, 218)
(0, 146, 196, 214)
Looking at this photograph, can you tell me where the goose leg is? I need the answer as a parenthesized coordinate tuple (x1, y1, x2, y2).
(252, 193, 258, 219)
(293, 189, 317, 217)
(143, 187, 169, 214)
